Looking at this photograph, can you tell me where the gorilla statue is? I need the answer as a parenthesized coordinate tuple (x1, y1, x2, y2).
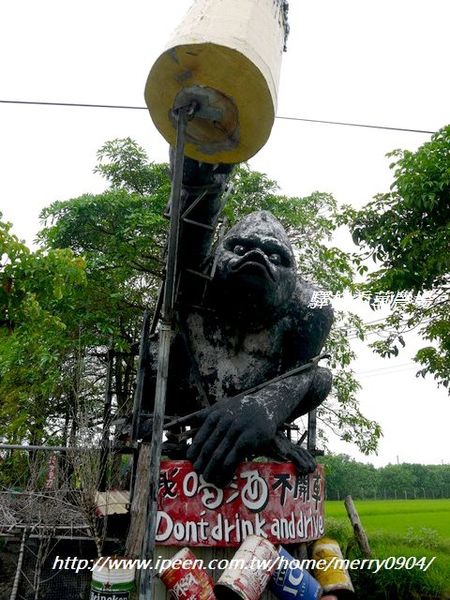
(140, 158, 333, 488)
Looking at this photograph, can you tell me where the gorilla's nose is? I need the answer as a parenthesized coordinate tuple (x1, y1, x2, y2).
(232, 248, 275, 281)
(243, 248, 267, 263)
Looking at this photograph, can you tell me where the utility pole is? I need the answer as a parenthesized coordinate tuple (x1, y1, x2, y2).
(134, 104, 195, 600)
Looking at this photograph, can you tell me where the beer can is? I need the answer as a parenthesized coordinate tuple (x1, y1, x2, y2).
(160, 547, 216, 600)
(90, 556, 134, 600)
(270, 547, 322, 600)
(311, 538, 354, 598)
(214, 535, 278, 600)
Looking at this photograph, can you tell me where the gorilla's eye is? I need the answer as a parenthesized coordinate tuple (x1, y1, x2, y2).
(269, 253, 281, 265)
(233, 245, 246, 256)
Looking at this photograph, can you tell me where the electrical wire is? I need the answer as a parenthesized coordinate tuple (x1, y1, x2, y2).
(358, 365, 420, 379)
(0, 99, 436, 135)
(355, 362, 417, 377)
(276, 115, 435, 135)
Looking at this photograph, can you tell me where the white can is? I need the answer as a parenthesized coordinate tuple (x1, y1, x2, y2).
(214, 535, 279, 600)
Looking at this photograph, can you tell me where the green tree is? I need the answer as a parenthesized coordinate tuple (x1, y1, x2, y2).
(351, 125, 450, 389)
(323, 454, 450, 500)
(37, 141, 173, 443)
(378, 464, 416, 497)
(0, 217, 85, 449)
(322, 454, 379, 499)
(37, 138, 380, 455)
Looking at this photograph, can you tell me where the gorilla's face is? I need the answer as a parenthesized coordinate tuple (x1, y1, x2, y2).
(213, 211, 296, 314)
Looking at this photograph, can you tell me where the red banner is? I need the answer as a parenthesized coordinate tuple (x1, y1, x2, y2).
(157, 461, 325, 547)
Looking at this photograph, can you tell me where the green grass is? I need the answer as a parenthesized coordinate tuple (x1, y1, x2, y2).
(326, 499, 450, 538)
(324, 499, 450, 598)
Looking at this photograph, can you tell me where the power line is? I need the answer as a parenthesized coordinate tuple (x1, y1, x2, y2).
(276, 115, 435, 135)
(358, 366, 419, 379)
(355, 361, 417, 377)
(0, 99, 146, 111)
(0, 99, 436, 135)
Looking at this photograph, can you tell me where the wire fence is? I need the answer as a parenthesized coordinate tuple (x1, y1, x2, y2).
(325, 487, 450, 501)
(0, 537, 121, 600)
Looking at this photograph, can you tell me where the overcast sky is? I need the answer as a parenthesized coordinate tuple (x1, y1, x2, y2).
(1, 0, 449, 466)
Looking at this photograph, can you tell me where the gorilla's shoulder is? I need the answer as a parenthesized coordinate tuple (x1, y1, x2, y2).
(289, 277, 334, 327)
(280, 278, 333, 362)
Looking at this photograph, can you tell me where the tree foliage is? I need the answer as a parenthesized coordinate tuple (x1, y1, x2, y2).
(0, 218, 85, 443)
(351, 125, 450, 389)
(323, 453, 450, 500)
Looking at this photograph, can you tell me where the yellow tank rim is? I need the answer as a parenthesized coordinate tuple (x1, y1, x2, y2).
(145, 42, 275, 164)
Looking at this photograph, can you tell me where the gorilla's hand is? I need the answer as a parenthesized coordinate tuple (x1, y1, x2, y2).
(169, 148, 234, 189)
(186, 396, 277, 487)
(268, 431, 316, 474)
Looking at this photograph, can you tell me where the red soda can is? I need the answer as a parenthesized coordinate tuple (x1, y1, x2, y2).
(160, 547, 216, 600)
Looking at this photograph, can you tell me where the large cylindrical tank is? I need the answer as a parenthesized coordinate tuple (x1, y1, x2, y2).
(145, 0, 289, 164)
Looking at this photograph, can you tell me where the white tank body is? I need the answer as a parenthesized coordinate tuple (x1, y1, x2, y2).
(145, 0, 289, 163)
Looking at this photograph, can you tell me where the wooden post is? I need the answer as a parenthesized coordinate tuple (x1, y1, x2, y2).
(132, 104, 192, 600)
(344, 495, 372, 558)
(307, 408, 317, 451)
(126, 443, 152, 558)
(99, 349, 114, 491)
(9, 529, 27, 600)
(131, 311, 151, 444)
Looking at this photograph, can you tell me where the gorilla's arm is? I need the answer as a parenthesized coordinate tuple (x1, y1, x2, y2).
(187, 365, 332, 485)
(172, 155, 233, 279)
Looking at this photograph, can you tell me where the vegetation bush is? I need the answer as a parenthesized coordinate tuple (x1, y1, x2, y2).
(324, 517, 450, 599)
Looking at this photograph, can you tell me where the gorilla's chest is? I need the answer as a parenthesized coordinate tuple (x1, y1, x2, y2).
(184, 312, 285, 399)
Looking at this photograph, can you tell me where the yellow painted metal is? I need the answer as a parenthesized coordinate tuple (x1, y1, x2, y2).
(311, 537, 355, 597)
(145, 0, 286, 163)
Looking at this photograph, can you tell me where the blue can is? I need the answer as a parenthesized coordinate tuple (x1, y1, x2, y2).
(270, 547, 322, 600)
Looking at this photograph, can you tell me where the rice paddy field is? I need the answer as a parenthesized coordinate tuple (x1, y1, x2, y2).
(325, 498, 450, 539)
(323, 499, 450, 598)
